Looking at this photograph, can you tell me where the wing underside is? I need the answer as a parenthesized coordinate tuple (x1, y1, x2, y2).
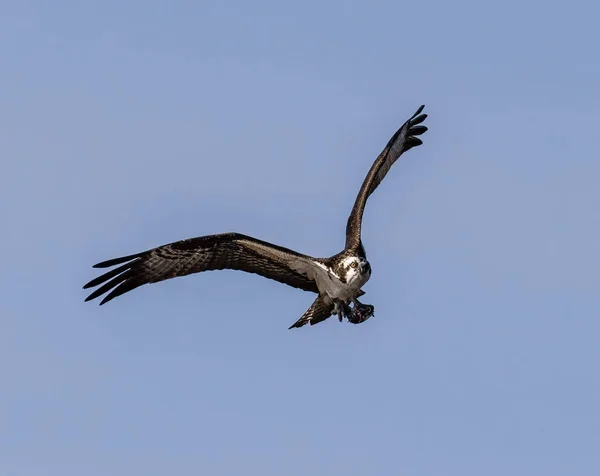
(83, 232, 321, 305)
(345, 105, 428, 250)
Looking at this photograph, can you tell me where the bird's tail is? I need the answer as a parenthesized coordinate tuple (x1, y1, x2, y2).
(288, 295, 334, 329)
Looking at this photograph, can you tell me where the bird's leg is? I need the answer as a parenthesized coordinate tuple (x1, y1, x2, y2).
(333, 299, 352, 322)
(347, 297, 375, 324)
(332, 300, 344, 322)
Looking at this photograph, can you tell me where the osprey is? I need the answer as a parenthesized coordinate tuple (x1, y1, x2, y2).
(83, 105, 428, 329)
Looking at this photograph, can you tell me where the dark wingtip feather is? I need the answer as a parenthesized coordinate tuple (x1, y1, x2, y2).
(85, 254, 145, 301)
(99, 280, 144, 305)
(98, 294, 115, 306)
(405, 137, 423, 150)
(411, 114, 427, 126)
(410, 125, 428, 136)
(84, 271, 131, 302)
(83, 261, 134, 289)
(411, 105, 425, 118)
(93, 253, 143, 268)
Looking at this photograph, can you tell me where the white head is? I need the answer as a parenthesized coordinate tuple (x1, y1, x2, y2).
(340, 256, 371, 285)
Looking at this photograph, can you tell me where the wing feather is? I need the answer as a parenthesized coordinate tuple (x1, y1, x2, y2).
(83, 232, 320, 305)
(345, 105, 428, 250)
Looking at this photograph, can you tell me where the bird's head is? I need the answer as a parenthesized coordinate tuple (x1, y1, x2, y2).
(341, 256, 371, 285)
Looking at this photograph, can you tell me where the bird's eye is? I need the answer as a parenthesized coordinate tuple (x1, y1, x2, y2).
(350, 261, 358, 268)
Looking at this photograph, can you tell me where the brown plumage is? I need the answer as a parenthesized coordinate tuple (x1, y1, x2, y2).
(84, 233, 321, 305)
(83, 105, 428, 328)
(345, 105, 427, 250)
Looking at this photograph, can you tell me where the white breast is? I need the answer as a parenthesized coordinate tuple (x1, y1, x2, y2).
(290, 259, 369, 301)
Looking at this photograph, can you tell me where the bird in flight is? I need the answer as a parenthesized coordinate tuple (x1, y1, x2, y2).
(83, 105, 428, 329)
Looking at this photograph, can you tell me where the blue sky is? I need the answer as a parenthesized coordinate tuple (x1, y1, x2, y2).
(2, 1, 599, 475)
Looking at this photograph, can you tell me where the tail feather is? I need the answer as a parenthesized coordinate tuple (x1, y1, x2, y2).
(289, 295, 334, 329)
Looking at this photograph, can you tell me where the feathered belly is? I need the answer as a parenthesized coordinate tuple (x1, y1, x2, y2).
(319, 272, 369, 301)
(289, 258, 369, 301)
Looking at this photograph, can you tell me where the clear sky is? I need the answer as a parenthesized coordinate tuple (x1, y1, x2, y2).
(2, 1, 599, 475)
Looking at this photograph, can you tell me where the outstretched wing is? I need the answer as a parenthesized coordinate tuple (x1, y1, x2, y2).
(345, 105, 428, 250)
(288, 295, 334, 329)
(83, 232, 320, 305)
